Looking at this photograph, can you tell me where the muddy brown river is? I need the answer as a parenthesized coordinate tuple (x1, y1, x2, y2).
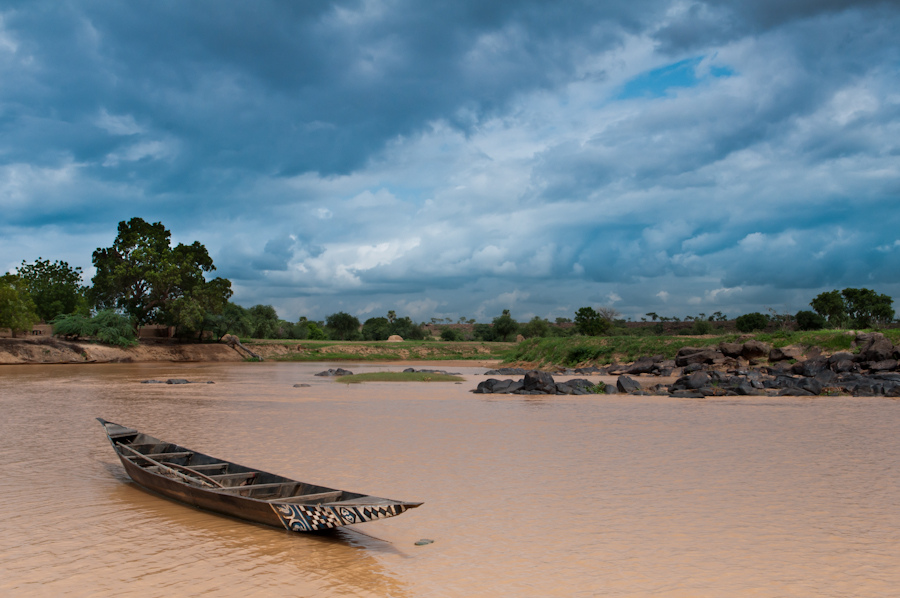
(2, 362, 899, 597)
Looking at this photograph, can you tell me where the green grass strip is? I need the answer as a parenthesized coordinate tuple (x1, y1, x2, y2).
(335, 372, 466, 384)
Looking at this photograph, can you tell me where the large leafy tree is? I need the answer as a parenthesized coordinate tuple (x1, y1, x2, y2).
(325, 311, 361, 340)
(810, 288, 895, 328)
(362, 316, 392, 340)
(841, 288, 894, 328)
(0, 274, 40, 336)
(91, 218, 232, 329)
(810, 290, 847, 326)
(16, 258, 88, 321)
(247, 304, 279, 338)
(492, 309, 519, 341)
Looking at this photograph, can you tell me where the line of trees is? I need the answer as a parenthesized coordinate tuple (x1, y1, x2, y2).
(2, 217, 896, 344)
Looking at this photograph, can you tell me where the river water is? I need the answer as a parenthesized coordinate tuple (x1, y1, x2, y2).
(1, 362, 899, 597)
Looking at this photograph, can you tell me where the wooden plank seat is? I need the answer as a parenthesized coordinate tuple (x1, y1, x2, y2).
(215, 482, 299, 494)
(125, 451, 193, 461)
(145, 463, 227, 473)
(265, 490, 344, 504)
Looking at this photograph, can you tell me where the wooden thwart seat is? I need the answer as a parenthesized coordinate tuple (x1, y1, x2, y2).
(126, 451, 193, 461)
(216, 482, 299, 494)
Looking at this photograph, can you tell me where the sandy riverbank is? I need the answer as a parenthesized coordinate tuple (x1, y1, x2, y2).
(0, 337, 245, 365)
(0, 337, 506, 367)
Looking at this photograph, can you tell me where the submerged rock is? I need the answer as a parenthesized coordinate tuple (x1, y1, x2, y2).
(314, 368, 353, 377)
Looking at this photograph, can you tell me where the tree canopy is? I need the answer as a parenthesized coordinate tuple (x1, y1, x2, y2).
(574, 307, 610, 336)
(810, 288, 894, 328)
(326, 311, 361, 340)
(491, 309, 519, 341)
(0, 274, 40, 336)
(16, 258, 87, 321)
(91, 218, 232, 330)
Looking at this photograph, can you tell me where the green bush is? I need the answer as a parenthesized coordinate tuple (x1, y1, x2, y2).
(52, 309, 137, 348)
(795, 310, 826, 331)
(92, 310, 138, 347)
(735, 312, 769, 332)
(690, 320, 713, 335)
(440, 327, 464, 341)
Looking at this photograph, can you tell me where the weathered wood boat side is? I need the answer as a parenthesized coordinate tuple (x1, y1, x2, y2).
(98, 418, 421, 532)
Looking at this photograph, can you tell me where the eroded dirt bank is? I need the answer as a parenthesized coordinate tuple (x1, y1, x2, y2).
(0, 337, 245, 364)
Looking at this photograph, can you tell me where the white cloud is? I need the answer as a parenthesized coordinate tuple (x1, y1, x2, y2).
(95, 109, 144, 136)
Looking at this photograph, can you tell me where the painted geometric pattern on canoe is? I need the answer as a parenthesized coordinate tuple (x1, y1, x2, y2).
(271, 503, 407, 532)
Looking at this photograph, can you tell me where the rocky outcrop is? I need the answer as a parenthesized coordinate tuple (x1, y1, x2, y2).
(482, 334, 900, 398)
(314, 368, 354, 377)
(474, 370, 603, 395)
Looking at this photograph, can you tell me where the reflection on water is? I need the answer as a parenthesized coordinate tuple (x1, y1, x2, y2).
(2, 362, 900, 597)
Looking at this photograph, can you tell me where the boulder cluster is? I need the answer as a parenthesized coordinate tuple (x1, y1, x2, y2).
(475, 370, 602, 395)
(476, 333, 900, 397)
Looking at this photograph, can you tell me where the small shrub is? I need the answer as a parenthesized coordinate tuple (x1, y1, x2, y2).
(690, 320, 713, 335)
(566, 345, 602, 365)
(735, 312, 768, 333)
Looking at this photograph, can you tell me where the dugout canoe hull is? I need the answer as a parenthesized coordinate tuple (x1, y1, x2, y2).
(98, 418, 421, 532)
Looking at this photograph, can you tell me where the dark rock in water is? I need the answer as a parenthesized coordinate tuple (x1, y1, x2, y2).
(293, 383, 311, 388)
(523, 370, 557, 394)
(604, 384, 618, 394)
(853, 383, 876, 397)
(415, 539, 434, 546)
(736, 382, 764, 396)
(778, 387, 816, 396)
(567, 379, 599, 391)
(671, 390, 705, 398)
(627, 355, 665, 375)
(797, 377, 823, 395)
(314, 368, 353, 377)
(474, 378, 506, 393)
(616, 375, 641, 394)
(206, 381, 215, 384)
(700, 386, 729, 396)
(814, 369, 836, 385)
(141, 380, 164, 384)
(686, 371, 709, 390)
(555, 382, 577, 395)
(166, 379, 190, 384)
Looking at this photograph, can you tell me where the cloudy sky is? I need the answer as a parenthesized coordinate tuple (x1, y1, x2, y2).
(2, 1, 899, 323)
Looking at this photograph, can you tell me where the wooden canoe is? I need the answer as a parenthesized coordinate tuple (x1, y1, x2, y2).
(98, 418, 422, 532)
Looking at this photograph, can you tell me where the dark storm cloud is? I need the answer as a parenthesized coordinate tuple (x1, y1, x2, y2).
(2, 1, 899, 321)
(0, 0, 668, 185)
